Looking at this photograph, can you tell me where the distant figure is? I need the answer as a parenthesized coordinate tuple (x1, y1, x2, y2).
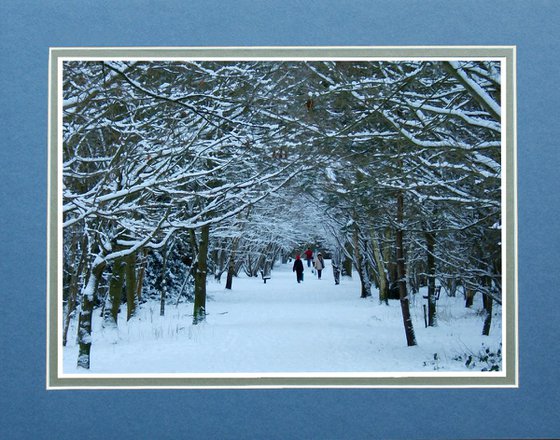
(331, 248, 341, 285)
(293, 254, 304, 283)
(304, 248, 313, 268)
(332, 262, 340, 285)
(314, 253, 326, 280)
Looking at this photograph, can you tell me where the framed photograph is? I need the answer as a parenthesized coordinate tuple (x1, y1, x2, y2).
(47, 46, 516, 389)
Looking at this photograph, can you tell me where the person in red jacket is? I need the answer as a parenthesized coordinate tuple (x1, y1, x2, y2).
(304, 248, 313, 268)
(293, 254, 304, 283)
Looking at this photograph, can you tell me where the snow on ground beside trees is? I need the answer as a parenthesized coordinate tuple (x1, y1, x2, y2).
(63, 260, 502, 375)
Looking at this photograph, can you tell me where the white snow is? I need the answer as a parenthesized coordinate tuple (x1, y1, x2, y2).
(63, 260, 502, 375)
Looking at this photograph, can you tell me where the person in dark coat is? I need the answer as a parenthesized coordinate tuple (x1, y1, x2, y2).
(293, 254, 304, 283)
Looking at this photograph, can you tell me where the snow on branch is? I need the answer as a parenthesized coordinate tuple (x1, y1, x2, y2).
(445, 61, 501, 122)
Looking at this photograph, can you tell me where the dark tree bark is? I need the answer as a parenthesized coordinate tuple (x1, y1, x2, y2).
(482, 277, 493, 336)
(396, 192, 417, 346)
(342, 242, 353, 277)
(103, 257, 125, 328)
(225, 261, 235, 290)
(482, 295, 493, 336)
(426, 231, 437, 327)
(225, 236, 240, 290)
(126, 252, 138, 321)
(465, 288, 475, 308)
(159, 247, 168, 317)
(192, 224, 210, 324)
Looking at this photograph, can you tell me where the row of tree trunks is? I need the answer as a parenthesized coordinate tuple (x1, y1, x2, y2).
(77, 246, 150, 368)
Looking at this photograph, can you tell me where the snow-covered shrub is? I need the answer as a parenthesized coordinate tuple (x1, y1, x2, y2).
(453, 343, 502, 371)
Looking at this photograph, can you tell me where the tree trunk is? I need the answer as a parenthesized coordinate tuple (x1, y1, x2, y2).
(426, 231, 437, 326)
(342, 242, 353, 277)
(482, 277, 493, 336)
(396, 192, 417, 346)
(192, 224, 210, 324)
(103, 257, 125, 328)
(482, 294, 493, 336)
(213, 245, 227, 282)
(135, 248, 148, 303)
(361, 236, 372, 298)
(465, 288, 475, 308)
(225, 237, 238, 290)
(448, 278, 457, 297)
(63, 235, 87, 347)
(353, 227, 371, 298)
(126, 252, 138, 321)
(383, 227, 398, 285)
(358, 262, 372, 298)
(225, 262, 235, 290)
(160, 247, 168, 316)
(371, 230, 389, 305)
(63, 280, 78, 347)
(77, 259, 106, 369)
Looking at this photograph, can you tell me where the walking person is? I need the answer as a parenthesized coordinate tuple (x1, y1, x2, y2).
(304, 248, 313, 268)
(314, 253, 326, 280)
(332, 262, 341, 285)
(332, 248, 341, 285)
(293, 254, 304, 283)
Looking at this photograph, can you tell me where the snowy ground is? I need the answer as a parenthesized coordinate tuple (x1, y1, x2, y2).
(63, 260, 502, 375)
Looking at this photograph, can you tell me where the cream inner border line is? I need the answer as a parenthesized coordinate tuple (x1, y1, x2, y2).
(47, 46, 517, 389)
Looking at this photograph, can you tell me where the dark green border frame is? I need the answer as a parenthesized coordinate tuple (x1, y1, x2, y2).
(47, 46, 517, 389)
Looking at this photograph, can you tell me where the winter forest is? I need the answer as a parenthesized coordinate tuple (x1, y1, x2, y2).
(61, 59, 503, 375)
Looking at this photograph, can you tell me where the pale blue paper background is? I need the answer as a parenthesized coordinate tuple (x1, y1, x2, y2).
(1, 1, 559, 438)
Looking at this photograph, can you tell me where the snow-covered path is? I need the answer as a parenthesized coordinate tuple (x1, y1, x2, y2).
(63, 260, 502, 375)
